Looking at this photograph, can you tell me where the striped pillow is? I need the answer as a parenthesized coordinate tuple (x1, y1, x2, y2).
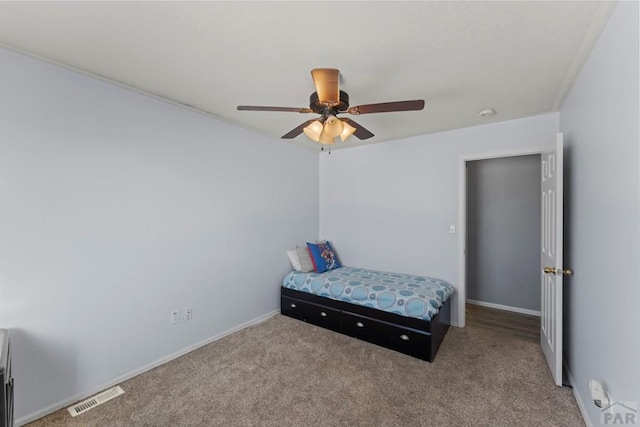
(296, 246, 315, 273)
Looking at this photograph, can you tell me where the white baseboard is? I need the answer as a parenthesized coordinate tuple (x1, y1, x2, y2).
(466, 299, 541, 317)
(16, 309, 280, 427)
(563, 359, 594, 427)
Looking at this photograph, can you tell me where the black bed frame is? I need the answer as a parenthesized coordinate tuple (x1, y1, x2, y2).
(281, 287, 450, 362)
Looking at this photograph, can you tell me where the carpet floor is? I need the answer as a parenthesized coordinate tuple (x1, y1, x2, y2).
(28, 314, 584, 426)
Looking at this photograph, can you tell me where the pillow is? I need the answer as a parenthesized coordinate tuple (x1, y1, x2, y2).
(296, 246, 315, 273)
(286, 250, 302, 271)
(306, 241, 341, 273)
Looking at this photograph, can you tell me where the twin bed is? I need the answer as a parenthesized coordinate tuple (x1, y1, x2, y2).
(281, 266, 454, 362)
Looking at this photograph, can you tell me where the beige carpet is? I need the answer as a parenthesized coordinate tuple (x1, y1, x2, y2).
(28, 315, 584, 427)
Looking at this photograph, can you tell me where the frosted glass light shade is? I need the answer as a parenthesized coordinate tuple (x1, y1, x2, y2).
(323, 115, 344, 138)
(319, 130, 335, 144)
(303, 120, 324, 142)
(339, 121, 356, 142)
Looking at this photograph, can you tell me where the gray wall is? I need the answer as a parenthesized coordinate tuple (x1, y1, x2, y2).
(0, 47, 319, 423)
(559, 1, 640, 423)
(466, 155, 541, 311)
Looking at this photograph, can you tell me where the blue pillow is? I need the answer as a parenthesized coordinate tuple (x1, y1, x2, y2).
(306, 241, 341, 273)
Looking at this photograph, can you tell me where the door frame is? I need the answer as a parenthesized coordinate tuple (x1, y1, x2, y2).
(457, 146, 549, 328)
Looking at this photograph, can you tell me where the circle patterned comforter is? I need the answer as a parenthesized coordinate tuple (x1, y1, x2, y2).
(282, 266, 454, 321)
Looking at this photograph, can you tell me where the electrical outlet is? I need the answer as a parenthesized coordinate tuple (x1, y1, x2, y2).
(171, 310, 180, 324)
(449, 224, 456, 234)
(185, 308, 193, 321)
(590, 379, 609, 408)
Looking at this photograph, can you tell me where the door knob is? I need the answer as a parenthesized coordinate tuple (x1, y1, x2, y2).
(543, 266, 574, 276)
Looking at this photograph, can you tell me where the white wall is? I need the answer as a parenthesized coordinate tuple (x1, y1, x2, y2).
(0, 47, 319, 422)
(559, 1, 640, 423)
(319, 113, 559, 324)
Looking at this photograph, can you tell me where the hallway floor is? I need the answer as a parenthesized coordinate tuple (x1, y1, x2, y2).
(466, 303, 540, 343)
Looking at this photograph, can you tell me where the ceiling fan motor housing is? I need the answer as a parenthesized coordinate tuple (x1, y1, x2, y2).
(310, 90, 350, 115)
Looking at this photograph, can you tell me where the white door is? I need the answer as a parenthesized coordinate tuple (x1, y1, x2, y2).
(540, 133, 567, 386)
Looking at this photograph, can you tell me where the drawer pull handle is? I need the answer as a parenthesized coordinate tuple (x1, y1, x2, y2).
(356, 322, 364, 328)
(290, 303, 296, 308)
(320, 312, 327, 317)
(400, 334, 410, 341)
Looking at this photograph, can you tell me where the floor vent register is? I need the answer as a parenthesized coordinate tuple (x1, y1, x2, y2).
(67, 386, 125, 417)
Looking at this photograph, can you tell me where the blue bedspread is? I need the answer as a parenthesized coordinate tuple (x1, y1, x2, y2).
(282, 267, 454, 321)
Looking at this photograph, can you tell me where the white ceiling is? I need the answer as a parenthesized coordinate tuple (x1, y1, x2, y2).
(0, 1, 616, 150)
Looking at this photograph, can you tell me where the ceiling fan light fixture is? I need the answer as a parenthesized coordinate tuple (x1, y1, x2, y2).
(303, 120, 324, 142)
(323, 115, 344, 138)
(339, 121, 356, 142)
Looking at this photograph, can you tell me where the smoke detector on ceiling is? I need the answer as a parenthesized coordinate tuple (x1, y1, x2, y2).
(478, 109, 496, 118)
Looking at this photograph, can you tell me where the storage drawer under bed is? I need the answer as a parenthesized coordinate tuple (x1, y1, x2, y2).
(340, 311, 432, 360)
(281, 296, 341, 332)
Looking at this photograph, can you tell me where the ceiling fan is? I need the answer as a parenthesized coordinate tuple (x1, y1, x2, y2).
(237, 68, 425, 145)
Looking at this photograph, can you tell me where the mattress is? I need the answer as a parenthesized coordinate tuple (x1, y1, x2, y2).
(282, 267, 454, 321)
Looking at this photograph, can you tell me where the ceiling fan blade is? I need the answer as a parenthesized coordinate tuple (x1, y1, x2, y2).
(237, 105, 313, 113)
(311, 68, 340, 105)
(347, 100, 425, 115)
(341, 118, 374, 140)
(281, 120, 316, 139)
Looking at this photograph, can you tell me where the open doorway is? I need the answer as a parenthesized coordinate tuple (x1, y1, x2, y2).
(457, 149, 548, 336)
(457, 138, 566, 384)
(465, 154, 541, 341)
